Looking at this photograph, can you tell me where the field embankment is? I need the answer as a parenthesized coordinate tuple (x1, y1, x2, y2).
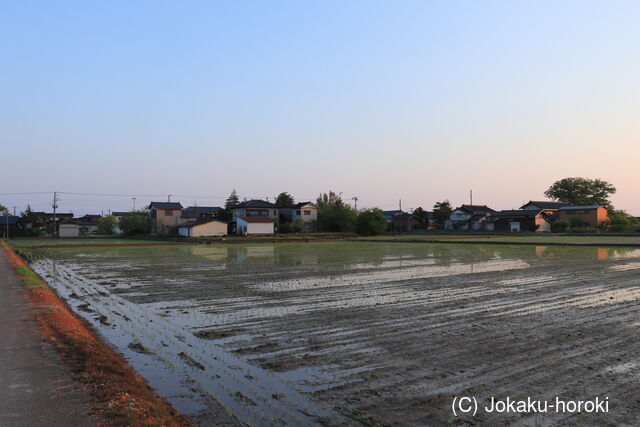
(2, 241, 192, 426)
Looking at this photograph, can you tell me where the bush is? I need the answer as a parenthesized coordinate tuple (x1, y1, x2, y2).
(552, 220, 570, 233)
(317, 205, 357, 233)
(568, 216, 585, 229)
(355, 208, 387, 236)
(609, 211, 637, 232)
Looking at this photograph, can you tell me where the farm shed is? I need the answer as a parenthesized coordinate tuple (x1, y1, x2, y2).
(489, 209, 552, 232)
(236, 216, 274, 236)
(557, 205, 609, 228)
(178, 220, 227, 237)
(59, 223, 80, 237)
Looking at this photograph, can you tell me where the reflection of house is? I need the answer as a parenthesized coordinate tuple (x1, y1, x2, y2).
(236, 217, 274, 235)
(180, 206, 223, 224)
(148, 202, 183, 235)
(445, 205, 495, 231)
(382, 210, 417, 232)
(489, 209, 552, 232)
(279, 202, 318, 232)
(178, 219, 227, 237)
(557, 205, 609, 228)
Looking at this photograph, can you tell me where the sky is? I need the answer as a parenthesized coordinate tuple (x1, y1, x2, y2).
(1, 1, 638, 215)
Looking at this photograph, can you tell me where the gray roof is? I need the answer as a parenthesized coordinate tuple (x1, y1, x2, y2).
(148, 202, 183, 210)
(491, 209, 542, 218)
(558, 205, 603, 210)
(292, 202, 316, 209)
(181, 206, 223, 217)
(458, 205, 495, 214)
(520, 200, 571, 209)
(235, 200, 278, 209)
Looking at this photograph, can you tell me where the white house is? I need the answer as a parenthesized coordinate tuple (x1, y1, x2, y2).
(178, 220, 227, 237)
(236, 216, 274, 236)
(279, 202, 318, 232)
(445, 205, 495, 231)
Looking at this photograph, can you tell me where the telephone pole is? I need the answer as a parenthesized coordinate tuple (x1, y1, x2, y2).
(470, 189, 473, 205)
(399, 199, 402, 211)
(132, 197, 136, 211)
(52, 192, 59, 238)
(351, 197, 358, 210)
(13, 207, 16, 216)
(168, 194, 172, 203)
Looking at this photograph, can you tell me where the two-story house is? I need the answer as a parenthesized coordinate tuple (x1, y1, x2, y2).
(279, 202, 318, 232)
(232, 200, 279, 223)
(445, 205, 495, 231)
(148, 202, 183, 234)
(180, 206, 223, 224)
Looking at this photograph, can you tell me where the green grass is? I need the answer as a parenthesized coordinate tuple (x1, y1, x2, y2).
(8, 237, 176, 247)
(357, 234, 640, 246)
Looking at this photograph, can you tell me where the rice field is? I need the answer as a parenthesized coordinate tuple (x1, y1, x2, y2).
(14, 241, 640, 425)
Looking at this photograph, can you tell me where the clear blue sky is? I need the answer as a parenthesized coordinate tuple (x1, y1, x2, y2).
(1, 1, 638, 215)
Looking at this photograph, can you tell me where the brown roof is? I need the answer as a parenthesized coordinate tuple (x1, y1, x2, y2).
(238, 216, 273, 223)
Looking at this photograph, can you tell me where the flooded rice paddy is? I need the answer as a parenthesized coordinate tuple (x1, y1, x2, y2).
(24, 242, 640, 425)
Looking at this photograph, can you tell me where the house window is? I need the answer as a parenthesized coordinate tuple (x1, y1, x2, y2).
(303, 210, 311, 215)
(164, 209, 173, 216)
(273, 210, 277, 216)
(296, 210, 301, 215)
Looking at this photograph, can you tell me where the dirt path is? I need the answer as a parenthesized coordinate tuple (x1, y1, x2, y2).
(0, 250, 95, 426)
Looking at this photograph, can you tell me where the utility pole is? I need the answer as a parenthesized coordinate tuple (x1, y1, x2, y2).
(351, 197, 358, 210)
(52, 192, 58, 238)
(5, 215, 9, 240)
(168, 194, 172, 203)
(470, 189, 473, 205)
(12, 207, 16, 216)
(132, 197, 136, 211)
(399, 199, 402, 211)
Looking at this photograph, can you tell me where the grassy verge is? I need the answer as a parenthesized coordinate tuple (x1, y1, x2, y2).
(2, 241, 191, 427)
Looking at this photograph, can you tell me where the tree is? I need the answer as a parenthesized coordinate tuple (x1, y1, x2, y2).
(97, 215, 117, 235)
(432, 200, 453, 229)
(544, 177, 616, 210)
(119, 211, 150, 236)
(275, 192, 295, 208)
(608, 210, 639, 232)
(411, 207, 430, 229)
(0, 203, 8, 215)
(224, 190, 240, 210)
(316, 191, 345, 208)
(315, 191, 356, 232)
(355, 208, 387, 236)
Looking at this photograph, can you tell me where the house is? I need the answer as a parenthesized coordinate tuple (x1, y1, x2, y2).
(445, 205, 495, 231)
(178, 219, 227, 237)
(0, 216, 21, 237)
(232, 200, 279, 223)
(278, 202, 318, 232)
(488, 209, 552, 232)
(382, 210, 418, 232)
(180, 206, 223, 223)
(33, 212, 74, 224)
(59, 223, 80, 237)
(76, 214, 101, 235)
(557, 206, 609, 228)
(148, 202, 183, 235)
(236, 216, 274, 236)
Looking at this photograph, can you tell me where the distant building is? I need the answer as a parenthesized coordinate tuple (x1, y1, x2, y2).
(236, 216, 274, 236)
(445, 205, 495, 231)
(148, 202, 183, 235)
(0, 216, 21, 237)
(279, 202, 318, 232)
(382, 210, 417, 232)
(232, 200, 279, 223)
(520, 201, 571, 214)
(76, 214, 101, 235)
(488, 209, 553, 232)
(178, 220, 227, 237)
(557, 206, 609, 228)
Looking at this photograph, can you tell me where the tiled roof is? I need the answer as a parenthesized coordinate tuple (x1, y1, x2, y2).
(491, 209, 542, 218)
(0, 216, 20, 225)
(148, 202, 183, 210)
(520, 200, 571, 209)
(558, 205, 603, 210)
(458, 205, 495, 214)
(235, 200, 278, 209)
(181, 206, 223, 217)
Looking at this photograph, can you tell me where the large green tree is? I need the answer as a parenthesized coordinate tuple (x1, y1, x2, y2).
(224, 189, 240, 210)
(544, 177, 616, 210)
(355, 208, 387, 236)
(315, 191, 356, 232)
(432, 200, 452, 229)
(411, 207, 430, 229)
(0, 203, 8, 215)
(97, 215, 117, 235)
(119, 211, 150, 236)
(275, 192, 295, 208)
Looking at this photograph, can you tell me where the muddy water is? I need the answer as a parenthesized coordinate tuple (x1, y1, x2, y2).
(29, 242, 640, 425)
